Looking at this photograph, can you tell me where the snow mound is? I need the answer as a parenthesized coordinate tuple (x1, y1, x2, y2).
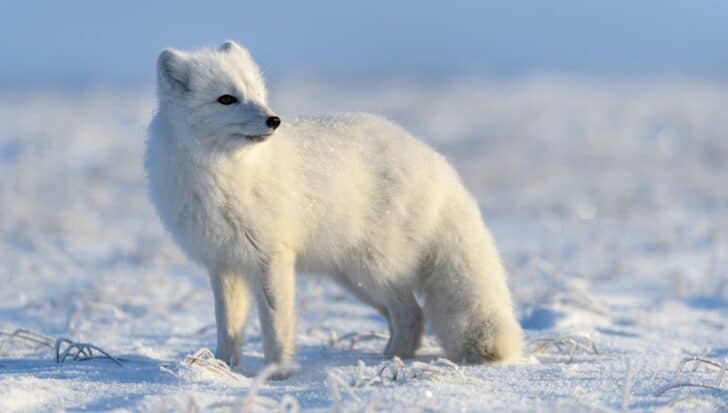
(0, 79, 726, 412)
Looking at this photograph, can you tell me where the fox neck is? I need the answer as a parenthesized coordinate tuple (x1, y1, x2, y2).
(152, 110, 274, 199)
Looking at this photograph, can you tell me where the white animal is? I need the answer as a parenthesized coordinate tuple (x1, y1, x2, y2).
(145, 41, 523, 375)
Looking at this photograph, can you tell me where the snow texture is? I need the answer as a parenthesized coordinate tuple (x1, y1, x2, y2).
(0, 78, 727, 412)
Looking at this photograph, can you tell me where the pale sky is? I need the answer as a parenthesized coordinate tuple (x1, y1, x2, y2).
(1, 0, 727, 88)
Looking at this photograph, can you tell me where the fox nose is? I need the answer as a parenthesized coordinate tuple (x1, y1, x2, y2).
(266, 116, 281, 130)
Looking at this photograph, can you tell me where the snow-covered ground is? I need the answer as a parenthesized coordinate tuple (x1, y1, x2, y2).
(0, 79, 726, 412)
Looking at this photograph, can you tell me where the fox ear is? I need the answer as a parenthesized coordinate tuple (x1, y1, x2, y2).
(157, 49, 190, 93)
(220, 40, 244, 54)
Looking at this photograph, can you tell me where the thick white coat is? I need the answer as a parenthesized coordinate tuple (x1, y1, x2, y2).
(145, 41, 523, 371)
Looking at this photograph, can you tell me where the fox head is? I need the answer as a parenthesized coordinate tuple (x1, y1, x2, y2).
(156, 40, 280, 152)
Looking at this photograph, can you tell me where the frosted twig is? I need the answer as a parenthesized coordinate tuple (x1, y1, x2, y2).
(0, 328, 54, 354)
(182, 348, 242, 381)
(55, 337, 122, 366)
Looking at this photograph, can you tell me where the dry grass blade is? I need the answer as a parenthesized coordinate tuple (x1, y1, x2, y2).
(663, 395, 728, 412)
(156, 396, 202, 413)
(163, 357, 301, 412)
(377, 356, 407, 382)
(193, 324, 215, 335)
(432, 358, 466, 379)
(529, 334, 598, 361)
(676, 355, 728, 387)
(304, 326, 338, 347)
(242, 362, 300, 411)
(182, 348, 242, 381)
(355, 356, 468, 387)
(327, 370, 362, 413)
(654, 382, 728, 397)
(168, 289, 198, 311)
(363, 394, 439, 413)
(677, 356, 723, 372)
(531, 256, 610, 317)
(181, 397, 202, 413)
(692, 348, 711, 372)
(66, 301, 127, 337)
(333, 331, 388, 350)
(0, 328, 54, 353)
(208, 362, 301, 412)
(716, 360, 727, 387)
(307, 327, 390, 350)
(409, 358, 467, 381)
(159, 363, 179, 378)
(622, 361, 634, 413)
(553, 292, 611, 317)
(208, 398, 279, 412)
(55, 337, 122, 366)
(668, 396, 726, 408)
(353, 357, 410, 387)
(278, 395, 301, 413)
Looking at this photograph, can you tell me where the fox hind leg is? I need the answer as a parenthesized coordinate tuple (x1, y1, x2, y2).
(337, 276, 423, 358)
(383, 290, 424, 359)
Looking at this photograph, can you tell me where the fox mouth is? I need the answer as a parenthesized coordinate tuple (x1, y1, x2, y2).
(230, 133, 273, 142)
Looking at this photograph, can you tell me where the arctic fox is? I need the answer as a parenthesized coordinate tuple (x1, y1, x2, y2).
(145, 41, 522, 372)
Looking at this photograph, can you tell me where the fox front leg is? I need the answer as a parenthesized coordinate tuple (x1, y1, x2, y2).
(254, 249, 296, 378)
(209, 270, 250, 366)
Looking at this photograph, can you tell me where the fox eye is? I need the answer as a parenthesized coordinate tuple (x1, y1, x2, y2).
(216, 94, 238, 105)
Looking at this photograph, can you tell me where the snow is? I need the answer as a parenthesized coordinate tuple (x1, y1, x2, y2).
(0, 78, 726, 412)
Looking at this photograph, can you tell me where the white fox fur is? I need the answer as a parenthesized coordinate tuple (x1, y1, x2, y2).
(145, 41, 523, 372)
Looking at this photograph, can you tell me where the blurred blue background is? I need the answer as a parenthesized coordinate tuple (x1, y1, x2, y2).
(2, 0, 728, 89)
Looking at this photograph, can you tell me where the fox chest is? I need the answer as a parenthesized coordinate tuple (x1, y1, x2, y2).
(162, 180, 264, 268)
